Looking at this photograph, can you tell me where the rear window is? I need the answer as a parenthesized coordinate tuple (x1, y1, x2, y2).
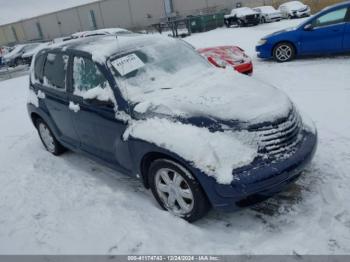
(43, 53, 69, 90)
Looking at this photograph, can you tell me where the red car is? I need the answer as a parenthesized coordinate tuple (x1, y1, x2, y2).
(198, 46, 253, 75)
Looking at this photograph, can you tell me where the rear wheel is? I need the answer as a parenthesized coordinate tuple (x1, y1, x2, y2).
(149, 159, 210, 222)
(273, 42, 296, 62)
(36, 118, 66, 156)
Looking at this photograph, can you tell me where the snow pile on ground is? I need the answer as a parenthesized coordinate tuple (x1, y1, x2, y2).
(124, 117, 258, 184)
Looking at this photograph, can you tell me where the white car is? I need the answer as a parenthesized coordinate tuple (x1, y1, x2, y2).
(278, 1, 311, 19)
(253, 6, 282, 23)
(71, 28, 132, 38)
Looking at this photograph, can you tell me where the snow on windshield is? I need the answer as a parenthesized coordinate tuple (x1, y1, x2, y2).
(114, 42, 292, 125)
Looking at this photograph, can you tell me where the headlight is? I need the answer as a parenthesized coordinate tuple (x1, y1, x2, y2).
(257, 39, 267, 46)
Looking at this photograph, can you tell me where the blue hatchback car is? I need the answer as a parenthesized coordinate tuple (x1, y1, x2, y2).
(256, 1, 350, 62)
(27, 34, 317, 222)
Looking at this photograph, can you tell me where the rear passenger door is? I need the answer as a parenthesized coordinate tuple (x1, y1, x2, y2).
(37, 52, 80, 146)
(68, 55, 127, 166)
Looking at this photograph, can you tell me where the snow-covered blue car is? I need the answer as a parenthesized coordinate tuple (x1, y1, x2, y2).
(256, 1, 350, 62)
(27, 33, 317, 222)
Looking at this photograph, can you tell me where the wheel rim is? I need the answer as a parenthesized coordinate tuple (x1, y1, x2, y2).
(155, 168, 194, 216)
(275, 45, 292, 62)
(39, 123, 55, 153)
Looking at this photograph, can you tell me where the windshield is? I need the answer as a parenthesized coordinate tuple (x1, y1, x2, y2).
(110, 39, 211, 100)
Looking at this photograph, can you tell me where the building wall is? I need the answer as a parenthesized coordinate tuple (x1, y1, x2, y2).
(99, 0, 133, 28)
(22, 18, 42, 41)
(77, 3, 105, 30)
(0, 0, 344, 45)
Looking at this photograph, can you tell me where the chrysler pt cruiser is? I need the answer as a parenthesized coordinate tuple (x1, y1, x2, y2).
(27, 33, 317, 222)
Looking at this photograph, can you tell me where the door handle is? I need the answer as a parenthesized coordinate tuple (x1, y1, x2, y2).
(69, 101, 80, 113)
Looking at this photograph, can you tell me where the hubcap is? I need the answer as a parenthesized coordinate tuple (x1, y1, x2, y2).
(275, 45, 292, 62)
(155, 168, 194, 216)
(39, 123, 55, 153)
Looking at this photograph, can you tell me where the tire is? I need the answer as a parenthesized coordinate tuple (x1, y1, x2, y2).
(273, 42, 296, 63)
(261, 17, 266, 24)
(36, 118, 66, 156)
(149, 159, 211, 222)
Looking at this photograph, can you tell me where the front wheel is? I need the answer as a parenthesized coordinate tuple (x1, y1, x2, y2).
(273, 42, 296, 62)
(149, 159, 211, 222)
(36, 118, 66, 155)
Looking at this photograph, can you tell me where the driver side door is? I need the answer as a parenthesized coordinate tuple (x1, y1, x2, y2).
(68, 55, 128, 166)
(300, 7, 349, 54)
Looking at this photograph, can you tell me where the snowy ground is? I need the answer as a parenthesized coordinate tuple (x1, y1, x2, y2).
(1, 19, 350, 254)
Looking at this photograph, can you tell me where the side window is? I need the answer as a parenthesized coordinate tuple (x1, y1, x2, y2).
(43, 53, 69, 90)
(34, 53, 46, 83)
(72, 57, 112, 100)
(314, 8, 348, 27)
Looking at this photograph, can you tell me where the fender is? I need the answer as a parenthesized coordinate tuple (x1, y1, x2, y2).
(127, 138, 224, 209)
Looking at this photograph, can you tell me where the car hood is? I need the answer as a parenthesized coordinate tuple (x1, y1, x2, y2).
(127, 67, 293, 130)
(264, 27, 297, 39)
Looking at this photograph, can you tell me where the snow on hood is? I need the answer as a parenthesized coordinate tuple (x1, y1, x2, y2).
(124, 67, 293, 126)
(124, 117, 258, 184)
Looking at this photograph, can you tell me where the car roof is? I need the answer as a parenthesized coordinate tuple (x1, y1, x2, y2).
(321, 0, 350, 11)
(40, 33, 174, 63)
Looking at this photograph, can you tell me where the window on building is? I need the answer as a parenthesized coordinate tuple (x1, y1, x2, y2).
(36, 22, 44, 39)
(89, 10, 98, 30)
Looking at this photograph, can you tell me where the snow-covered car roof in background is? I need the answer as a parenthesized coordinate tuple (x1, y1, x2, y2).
(22, 42, 51, 58)
(254, 6, 278, 14)
(231, 7, 259, 17)
(280, 1, 306, 9)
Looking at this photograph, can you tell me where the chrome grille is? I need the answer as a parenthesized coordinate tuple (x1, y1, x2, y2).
(249, 109, 302, 157)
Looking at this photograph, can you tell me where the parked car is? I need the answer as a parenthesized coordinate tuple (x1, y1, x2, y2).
(27, 34, 317, 222)
(22, 42, 50, 65)
(253, 6, 282, 23)
(3, 43, 40, 67)
(224, 7, 260, 27)
(256, 1, 350, 62)
(198, 46, 253, 75)
(279, 1, 311, 19)
(71, 28, 132, 38)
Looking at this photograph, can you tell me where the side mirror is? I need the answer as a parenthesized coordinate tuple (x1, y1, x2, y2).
(304, 24, 314, 31)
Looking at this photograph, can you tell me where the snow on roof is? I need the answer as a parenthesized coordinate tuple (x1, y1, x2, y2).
(255, 6, 278, 14)
(280, 1, 306, 9)
(231, 7, 258, 17)
(46, 33, 172, 64)
(0, 0, 100, 25)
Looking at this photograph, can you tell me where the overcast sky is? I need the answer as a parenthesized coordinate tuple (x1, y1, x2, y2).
(0, 0, 99, 25)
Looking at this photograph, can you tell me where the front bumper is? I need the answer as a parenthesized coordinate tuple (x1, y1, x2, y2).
(212, 129, 317, 210)
(256, 43, 273, 59)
